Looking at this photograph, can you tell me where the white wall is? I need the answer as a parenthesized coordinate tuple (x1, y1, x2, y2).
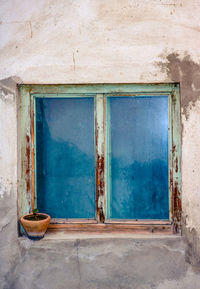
(0, 0, 200, 267)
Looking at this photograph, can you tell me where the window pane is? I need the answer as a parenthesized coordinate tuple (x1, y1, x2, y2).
(108, 96, 169, 219)
(36, 97, 95, 218)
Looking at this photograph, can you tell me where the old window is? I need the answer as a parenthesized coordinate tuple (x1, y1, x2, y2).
(19, 84, 181, 233)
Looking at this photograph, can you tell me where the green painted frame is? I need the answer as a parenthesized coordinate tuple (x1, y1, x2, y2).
(18, 83, 181, 233)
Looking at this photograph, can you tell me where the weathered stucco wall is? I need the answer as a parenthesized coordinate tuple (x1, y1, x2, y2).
(1, 0, 200, 288)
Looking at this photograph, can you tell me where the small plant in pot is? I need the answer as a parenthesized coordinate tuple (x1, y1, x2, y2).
(20, 209, 51, 240)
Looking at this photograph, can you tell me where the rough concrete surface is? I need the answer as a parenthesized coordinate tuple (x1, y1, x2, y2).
(2, 237, 200, 289)
(1, 0, 200, 288)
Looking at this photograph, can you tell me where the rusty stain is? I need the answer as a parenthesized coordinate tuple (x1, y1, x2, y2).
(26, 135, 30, 174)
(169, 169, 173, 218)
(95, 121, 105, 223)
(173, 181, 182, 232)
(170, 164, 182, 232)
(96, 155, 105, 223)
(97, 156, 104, 196)
(171, 90, 176, 105)
(175, 157, 178, 173)
(26, 134, 31, 194)
(172, 145, 176, 154)
(170, 169, 173, 185)
(31, 106, 35, 209)
(99, 206, 105, 223)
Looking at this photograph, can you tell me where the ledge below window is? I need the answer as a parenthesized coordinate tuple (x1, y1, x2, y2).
(43, 231, 180, 241)
(47, 220, 175, 235)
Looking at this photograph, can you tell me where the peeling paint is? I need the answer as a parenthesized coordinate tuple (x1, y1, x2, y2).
(175, 157, 178, 173)
(95, 94, 105, 223)
(173, 181, 182, 232)
(25, 134, 31, 197)
(96, 155, 105, 223)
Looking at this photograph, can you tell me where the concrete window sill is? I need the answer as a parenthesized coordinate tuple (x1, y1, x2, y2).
(20, 231, 181, 242)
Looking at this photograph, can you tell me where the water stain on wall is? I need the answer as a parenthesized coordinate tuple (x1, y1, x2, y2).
(157, 52, 200, 269)
(158, 52, 200, 118)
(182, 215, 200, 272)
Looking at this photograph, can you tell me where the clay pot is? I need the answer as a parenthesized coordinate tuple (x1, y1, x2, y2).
(20, 213, 51, 240)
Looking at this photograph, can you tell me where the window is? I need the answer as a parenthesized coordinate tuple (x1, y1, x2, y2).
(19, 84, 181, 233)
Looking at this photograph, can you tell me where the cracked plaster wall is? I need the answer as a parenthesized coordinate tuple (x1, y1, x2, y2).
(0, 77, 19, 288)
(0, 0, 200, 287)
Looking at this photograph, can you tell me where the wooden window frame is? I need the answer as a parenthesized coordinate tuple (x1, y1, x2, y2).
(18, 83, 181, 234)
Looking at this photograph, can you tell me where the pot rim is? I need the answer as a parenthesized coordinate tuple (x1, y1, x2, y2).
(20, 213, 51, 224)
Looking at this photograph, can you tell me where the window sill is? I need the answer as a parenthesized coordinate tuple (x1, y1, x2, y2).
(47, 221, 174, 235)
(19, 231, 180, 242)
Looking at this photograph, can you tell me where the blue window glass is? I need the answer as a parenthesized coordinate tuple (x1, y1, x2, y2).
(108, 96, 169, 219)
(36, 97, 95, 218)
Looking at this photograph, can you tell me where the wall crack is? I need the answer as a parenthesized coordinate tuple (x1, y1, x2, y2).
(75, 240, 82, 289)
(0, 222, 10, 233)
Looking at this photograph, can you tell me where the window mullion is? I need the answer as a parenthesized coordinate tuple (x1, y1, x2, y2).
(95, 94, 105, 223)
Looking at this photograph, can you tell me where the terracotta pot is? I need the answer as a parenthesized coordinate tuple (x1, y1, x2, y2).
(20, 213, 51, 240)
